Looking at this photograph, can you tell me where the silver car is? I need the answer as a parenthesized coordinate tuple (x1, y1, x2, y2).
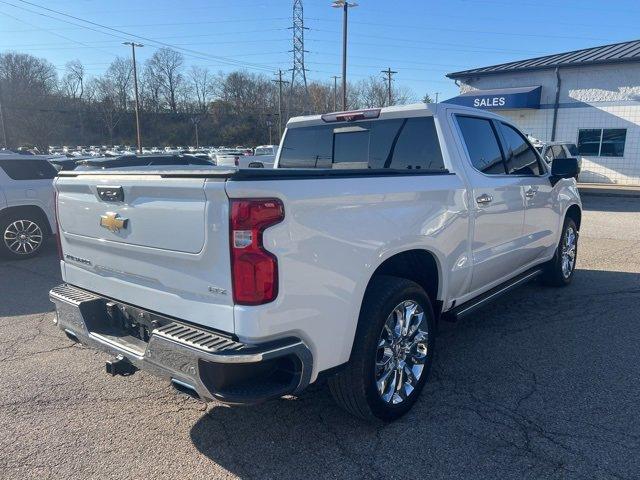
(0, 155, 57, 259)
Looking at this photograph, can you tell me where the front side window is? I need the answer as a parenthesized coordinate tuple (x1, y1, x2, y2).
(278, 117, 445, 171)
(500, 123, 542, 176)
(456, 115, 505, 175)
(0, 160, 57, 180)
(578, 129, 626, 157)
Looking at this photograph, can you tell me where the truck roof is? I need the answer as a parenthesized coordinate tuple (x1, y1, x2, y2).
(286, 102, 507, 128)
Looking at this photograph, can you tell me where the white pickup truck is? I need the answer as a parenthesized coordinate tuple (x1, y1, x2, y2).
(50, 103, 581, 422)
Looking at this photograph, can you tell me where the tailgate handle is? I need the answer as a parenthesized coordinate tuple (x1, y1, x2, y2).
(97, 186, 124, 202)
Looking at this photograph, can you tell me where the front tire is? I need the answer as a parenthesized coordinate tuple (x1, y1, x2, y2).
(328, 276, 435, 422)
(541, 217, 578, 287)
(0, 214, 46, 259)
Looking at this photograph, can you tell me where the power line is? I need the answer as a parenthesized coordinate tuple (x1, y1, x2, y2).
(2, 0, 279, 72)
(0, 9, 121, 58)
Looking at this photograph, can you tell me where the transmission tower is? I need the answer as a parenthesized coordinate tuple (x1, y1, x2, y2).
(289, 0, 310, 116)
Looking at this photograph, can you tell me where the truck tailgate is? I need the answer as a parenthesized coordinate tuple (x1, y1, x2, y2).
(56, 174, 234, 333)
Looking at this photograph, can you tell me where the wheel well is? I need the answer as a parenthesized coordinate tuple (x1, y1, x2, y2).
(566, 204, 582, 230)
(0, 206, 52, 234)
(370, 250, 440, 307)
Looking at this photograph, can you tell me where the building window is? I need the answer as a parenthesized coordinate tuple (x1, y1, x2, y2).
(577, 129, 626, 157)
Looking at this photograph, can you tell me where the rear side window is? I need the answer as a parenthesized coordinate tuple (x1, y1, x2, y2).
(499, 123, 543, 176)
(456, 116, 506, 174)
(0, 159, 57, 180)
(279, 117, 445, 171)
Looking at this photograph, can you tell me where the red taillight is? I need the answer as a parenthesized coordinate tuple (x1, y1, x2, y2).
(230, 198, 284, 305)
(54, 190, 63, 260)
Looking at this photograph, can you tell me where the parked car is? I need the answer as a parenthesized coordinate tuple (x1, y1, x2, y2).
(530, 139, 582, 171)
(212, 149, 244, 167)
(48, 157, 83, 171)
(0, 155, 57, 259)
(254, 145, 279, 156)
(50, 103, 581, 422)
(74, 154, 214, 170)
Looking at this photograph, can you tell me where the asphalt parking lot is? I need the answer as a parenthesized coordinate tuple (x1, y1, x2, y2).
(1, 196, 639, 480)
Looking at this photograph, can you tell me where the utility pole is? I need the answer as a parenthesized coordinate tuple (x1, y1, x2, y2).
(191, 116, 200, 148)
(332, 1, 358, 110)
(123, 42, 143, 153)
(272, 69, 289, 141)
(381, 67, 397, 106)
(435, 92, 440, 104)
(331, 75, 340, 111)
(0, 83, 7, 149)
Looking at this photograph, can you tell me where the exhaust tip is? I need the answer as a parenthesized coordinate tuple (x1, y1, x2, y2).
(171, 378, 201, 400)
(64, 329, 79, 343)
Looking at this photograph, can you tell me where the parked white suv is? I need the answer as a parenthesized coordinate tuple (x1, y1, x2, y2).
(0, 155, 57, 259)
(50, 103, 581, 421)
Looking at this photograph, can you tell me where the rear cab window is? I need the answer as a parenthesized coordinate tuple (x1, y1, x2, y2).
(455, 115, 506, 175)
(278, 116, 446, 171)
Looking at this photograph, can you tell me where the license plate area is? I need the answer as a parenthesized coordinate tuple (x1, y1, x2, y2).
(84, 300, 173, 355)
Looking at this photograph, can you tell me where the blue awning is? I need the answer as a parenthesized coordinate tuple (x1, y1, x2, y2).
(444, 86, 542, 110)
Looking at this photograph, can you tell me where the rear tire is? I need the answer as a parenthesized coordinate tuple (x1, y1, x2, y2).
(541, 217, 578, 287)
(328, 275, 435, 422)
(0, 213, 46, 260)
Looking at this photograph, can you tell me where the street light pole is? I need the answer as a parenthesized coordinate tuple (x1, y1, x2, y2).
(331, 75, 340, 111)
(123, 42, 143, 154)
(332, 1, 357, 110)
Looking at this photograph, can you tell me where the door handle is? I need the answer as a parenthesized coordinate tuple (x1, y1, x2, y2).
(525, 187, 539, 198)
(476, 193, 493, 205)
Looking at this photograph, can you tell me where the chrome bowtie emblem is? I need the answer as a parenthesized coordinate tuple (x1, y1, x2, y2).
(100, 212, 128, 232)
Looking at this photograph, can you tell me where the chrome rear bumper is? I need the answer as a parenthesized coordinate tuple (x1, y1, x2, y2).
(49, 283, 313, 403)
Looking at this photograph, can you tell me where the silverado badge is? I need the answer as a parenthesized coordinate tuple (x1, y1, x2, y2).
(100, 212, 128, 232)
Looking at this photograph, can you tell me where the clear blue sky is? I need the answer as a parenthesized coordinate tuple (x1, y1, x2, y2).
(1, 0, 639, 101)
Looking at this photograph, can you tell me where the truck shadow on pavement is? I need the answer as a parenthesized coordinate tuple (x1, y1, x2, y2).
(189, 268, 640, 480)
(0, 240, 60, 317)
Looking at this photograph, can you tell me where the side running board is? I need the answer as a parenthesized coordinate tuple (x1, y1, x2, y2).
(443, 268, 544, 322)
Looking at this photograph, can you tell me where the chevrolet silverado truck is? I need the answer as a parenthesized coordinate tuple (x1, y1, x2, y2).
(49, 103, 581, 422)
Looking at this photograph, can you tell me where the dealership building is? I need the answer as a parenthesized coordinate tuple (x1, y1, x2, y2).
(446, 39, 640, 185)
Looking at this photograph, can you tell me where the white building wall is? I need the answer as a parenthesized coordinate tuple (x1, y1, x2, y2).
(456, 63, 640, 185)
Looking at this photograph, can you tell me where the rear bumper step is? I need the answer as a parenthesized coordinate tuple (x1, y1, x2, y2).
(50, 283, 313, 404)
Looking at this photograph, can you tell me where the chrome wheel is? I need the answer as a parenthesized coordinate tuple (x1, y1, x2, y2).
(561, 226, 577, 278)
(3, 220, 43, 255)
(375, 300, 429, 405)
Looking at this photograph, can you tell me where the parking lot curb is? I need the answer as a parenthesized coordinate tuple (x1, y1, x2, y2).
(578, 184, 640, 198)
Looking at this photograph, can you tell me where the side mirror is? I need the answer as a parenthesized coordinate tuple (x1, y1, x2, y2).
(551, 157, 579, 185)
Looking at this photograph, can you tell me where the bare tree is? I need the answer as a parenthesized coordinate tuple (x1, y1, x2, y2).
(105, 57, 132, 111)
(145, 48, 184, 113)
(189, 65, 216, 113)
(61, 60, 85, 100)
(92, 77, 122, 145)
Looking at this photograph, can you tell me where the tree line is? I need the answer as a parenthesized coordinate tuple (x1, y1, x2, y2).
(0, 48, 426, 149)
